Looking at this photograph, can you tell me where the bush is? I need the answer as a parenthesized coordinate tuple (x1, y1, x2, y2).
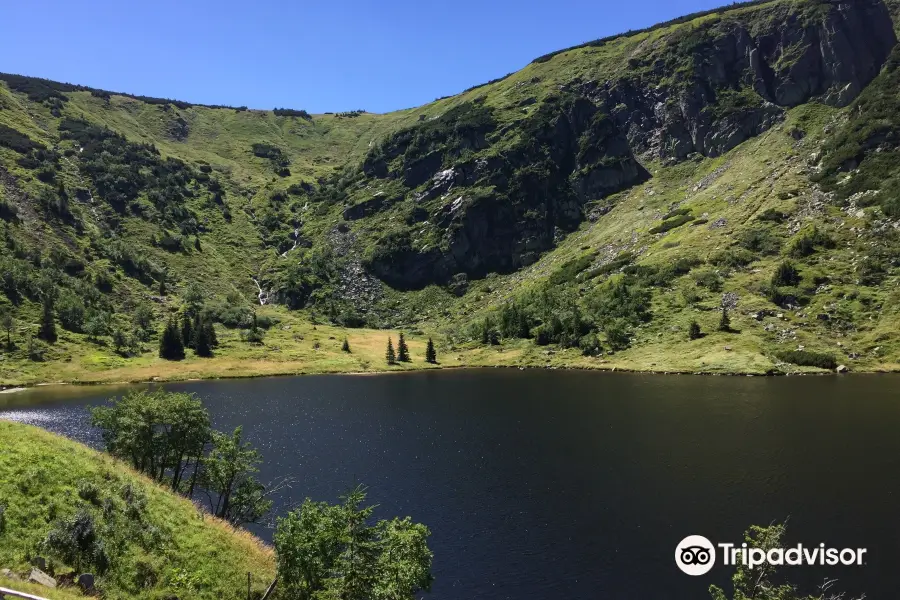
(787, 225, 834, 257)
(771, 261, 801, 287)
(42, 510, 110, 574)
(649, 213, 694, 234)
(709, 247, 756, 268)
(0, 124, 44, 154)
(738, 227, 782, 255)
(776, 350, 837, 370)
(604, 320, 631, 351)
(273, 108, 312, 119)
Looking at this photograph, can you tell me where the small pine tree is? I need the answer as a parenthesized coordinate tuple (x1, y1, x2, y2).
(1, 308, 14, 350)
(688, 321, 702, 340)
(194, 318, 213, 357)
(205, 320, 218, 348)
(397, 332, 410, 362)
(425, 337, 437, 363)
(718, 307, 731, 332)
(386, 337, 396, 365)
(181, 313, 194, 349)
(342, 338, 351, 353)
(159, 317, 185, 360)
(38, 294, 57, 343)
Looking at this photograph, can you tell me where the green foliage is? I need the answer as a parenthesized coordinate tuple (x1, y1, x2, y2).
(689, 320, 702, 340)
(649, 212, 694, 234)
(92, 390, 210, 492)
(203, 427, 272, 526)
(771, 260, 801, 287)
(38, 293, 57, 343)
(787, 225, 833, 258)
(275, 485, 433, 600)
(397, 332, 410, 362)
(425, 337, 437, 363)
(548, 254, 595, 286)
(718, 307, 731, 332)
(603, 319, 632, 351)
(42, 509, 110, 574)
(386, 337, 396, 364)
(0, 123, 44, 154)
(587, 276, 651, 328)
(738, 227, 782, 255)
(57, 290, 86, 332)
(159, 316, 185, 360)
(273, 108, 312, 120)
(709, 247, 756, 268)
(776, 350, 837, 370)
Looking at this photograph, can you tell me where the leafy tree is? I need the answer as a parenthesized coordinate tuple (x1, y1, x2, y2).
(159, 316, 185, 360)
(57, 292, 86, 332)
(132, 302, 154, 333)
(182, 282, 204, 312)
(91, 390, 211, 491)
(425, 338, 437, 363)
(275, 485, 433, 600)
(689, 321, 702, 340)
(111, 325, 129, 354)
(709, 524, 836, 600)
(397, 333, 410, 362)
(386, 337, 396, 365)
(718, 307, 731, 332)
(342, 338, 351, 352)
(84, 310, 111, 341)
(202, 427, 272, 526)
(0, 306, 14, 349)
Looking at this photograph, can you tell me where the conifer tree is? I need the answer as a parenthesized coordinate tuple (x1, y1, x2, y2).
(181, 312, 194, 349)
(397, 332, 410, 362)
(718, 307, 731, 332)
(425, 338, 437, 364)
(38, 294, 57, 343)
(689, 321, 702, 340)
(342, 338, 351, 353)
(194, 318, 213, 357)
(205, 319, 218, 348)
(159, 317, 185, 360)
(385, 337, 396, 365)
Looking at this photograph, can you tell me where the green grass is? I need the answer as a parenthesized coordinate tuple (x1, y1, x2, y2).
(0, 0, 898, 383)
(0, 421, 274, 599)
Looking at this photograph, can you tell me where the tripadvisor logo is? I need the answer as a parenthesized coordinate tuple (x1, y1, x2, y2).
(675, 535, 867, 576)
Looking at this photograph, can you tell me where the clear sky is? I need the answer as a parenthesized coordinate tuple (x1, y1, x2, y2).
(2, 0, 725, 114)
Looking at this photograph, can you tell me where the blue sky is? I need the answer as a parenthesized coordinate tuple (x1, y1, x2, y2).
(2, 0, 725, 114)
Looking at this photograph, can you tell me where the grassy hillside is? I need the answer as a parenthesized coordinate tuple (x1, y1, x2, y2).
(0, 0, 898, 383)
(0, 420, 275, 599)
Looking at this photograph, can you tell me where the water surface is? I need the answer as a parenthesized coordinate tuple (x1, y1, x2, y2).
(2, 370, 898, 599)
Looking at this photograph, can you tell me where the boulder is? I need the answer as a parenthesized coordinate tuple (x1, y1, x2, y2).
(1, 567, 21, 581)
(29, 567, 57, 588)
(836, 365, 849, 373)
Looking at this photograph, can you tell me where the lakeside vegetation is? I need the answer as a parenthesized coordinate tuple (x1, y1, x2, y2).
(0, 391, 434, 599)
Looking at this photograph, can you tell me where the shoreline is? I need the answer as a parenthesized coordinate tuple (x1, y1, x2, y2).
(2, 359, 896, 393)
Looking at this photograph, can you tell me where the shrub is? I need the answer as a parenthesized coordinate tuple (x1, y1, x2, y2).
(273, 108, 312, 120)
(787, 225, 834, 257)
(709, 247, 756, 268)
(649, 213, 694, 234)
(771, 261, 801, 287)
(42, 509, 110, 573)
(688, 321, 702, 340)
(604, 320, 632, 351)
(738, 227, 781, 255)
(0, 124, 44, 154)
(776, 350, 837, 370)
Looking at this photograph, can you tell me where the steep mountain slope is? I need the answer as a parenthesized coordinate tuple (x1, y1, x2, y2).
(0, 0, 899, 382)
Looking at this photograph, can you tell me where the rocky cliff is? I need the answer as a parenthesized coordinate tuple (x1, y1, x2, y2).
(337, 0, 896, 289)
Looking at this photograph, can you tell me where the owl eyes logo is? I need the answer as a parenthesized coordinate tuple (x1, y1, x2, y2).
(675, 535, 716, 575)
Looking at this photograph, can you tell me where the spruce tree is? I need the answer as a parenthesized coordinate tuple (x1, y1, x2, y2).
(38, 294, 57, 343)
(194, 318, 213, 357)
(397, 332, 410, 362)
(385, 338, 396, 365)
(181, 312, 194, 349)
(342, 338, 351, 353)
(205, 320, 218, 348)
(159, 317, 185, 360)
(688, 321, 702, 340)
(718, 307, 731, 332)
(425, 338, 437, 364)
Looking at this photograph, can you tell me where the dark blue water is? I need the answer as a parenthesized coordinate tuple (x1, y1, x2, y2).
(2, 370, 898, 599)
